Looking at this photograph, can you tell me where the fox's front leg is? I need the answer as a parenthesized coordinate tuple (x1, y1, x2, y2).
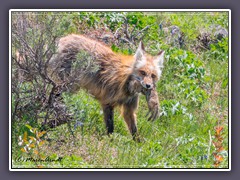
(145, 87, 160, 121)
(122, 96, 140, 141)
(102, 104, 114, 134)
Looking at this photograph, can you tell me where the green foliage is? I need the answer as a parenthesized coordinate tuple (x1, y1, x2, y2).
(167, 48, 205, 80)
(102, 12, 126, 30)
(208, 38, 229, 61)
(162, 48, 208, 107)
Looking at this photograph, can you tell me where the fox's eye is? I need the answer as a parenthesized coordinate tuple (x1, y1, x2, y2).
(139, 70, 146, 76)
(151, 74, 156, 79)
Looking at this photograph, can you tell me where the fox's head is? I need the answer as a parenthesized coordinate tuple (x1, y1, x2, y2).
(132, 41, 165, 90)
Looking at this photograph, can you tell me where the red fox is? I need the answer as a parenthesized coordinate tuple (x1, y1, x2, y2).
(49, 34, 165, 140)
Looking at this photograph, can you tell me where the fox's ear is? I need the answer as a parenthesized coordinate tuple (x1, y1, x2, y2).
(134, 41, 145, 61)
(154, 50, 165, 68)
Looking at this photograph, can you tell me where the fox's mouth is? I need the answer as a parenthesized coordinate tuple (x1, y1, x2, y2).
(140, 81, 153, 90)
(141, 87, 148, 95)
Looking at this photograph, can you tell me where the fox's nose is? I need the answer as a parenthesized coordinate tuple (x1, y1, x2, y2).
(146, 84, 152, 89)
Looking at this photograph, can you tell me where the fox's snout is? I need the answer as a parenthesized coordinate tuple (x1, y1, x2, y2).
(141, 81, 153, 89)
(145, 84, 152, 89)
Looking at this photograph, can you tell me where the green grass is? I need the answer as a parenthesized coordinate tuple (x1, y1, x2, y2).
(11, 11, 229, 169)
(12, 85, 228, 168)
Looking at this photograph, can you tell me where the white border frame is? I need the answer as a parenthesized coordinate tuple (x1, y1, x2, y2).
(9, 9, 231, 171)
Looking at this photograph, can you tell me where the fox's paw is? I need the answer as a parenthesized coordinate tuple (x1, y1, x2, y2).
(132, 133, 143, 143)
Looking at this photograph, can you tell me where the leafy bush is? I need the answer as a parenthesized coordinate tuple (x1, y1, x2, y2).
(208, 38, 228, 61)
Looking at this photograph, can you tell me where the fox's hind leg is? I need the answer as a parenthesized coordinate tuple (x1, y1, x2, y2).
(102, 104, 114, 134)
(122, 96, 140, 141)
